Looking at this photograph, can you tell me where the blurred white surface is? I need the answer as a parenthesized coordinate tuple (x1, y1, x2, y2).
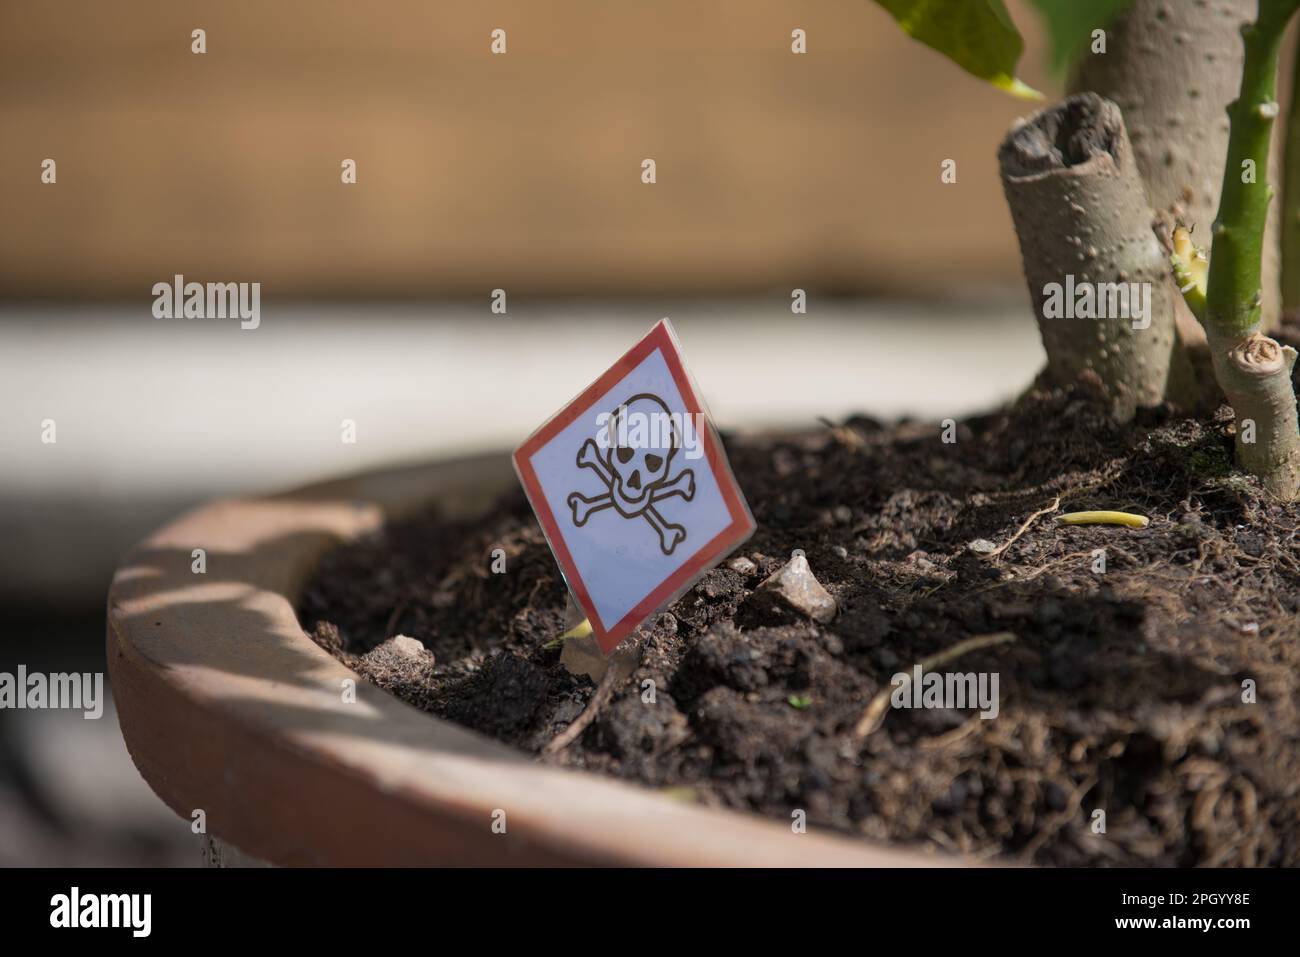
(0, 299, 1044, 598)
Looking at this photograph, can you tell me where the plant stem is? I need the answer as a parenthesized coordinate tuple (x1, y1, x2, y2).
(1202, 0, 1300, 499)
(1207, 2, 1296, 334)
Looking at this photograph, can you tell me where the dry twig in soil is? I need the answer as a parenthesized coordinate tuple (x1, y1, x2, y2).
(982, 497, 1061, 561)
(852, 631, 1017, 739)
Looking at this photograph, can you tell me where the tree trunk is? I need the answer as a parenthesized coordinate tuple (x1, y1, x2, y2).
(999, 94, 1188, 422)
(1070, 0, 1281, 336)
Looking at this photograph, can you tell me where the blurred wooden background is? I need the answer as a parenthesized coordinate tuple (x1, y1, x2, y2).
(0, 0, 1057, 299)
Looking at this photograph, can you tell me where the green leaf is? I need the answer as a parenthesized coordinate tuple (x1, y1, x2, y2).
(1025, 0, 1132, 77)
(787, 694, 813, 710)
(872, 0, 1042, 99)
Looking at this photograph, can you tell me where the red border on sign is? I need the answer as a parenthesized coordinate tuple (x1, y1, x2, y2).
(513, 319, 755, 654)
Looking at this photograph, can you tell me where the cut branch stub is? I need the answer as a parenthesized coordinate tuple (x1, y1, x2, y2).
(1208, 329, 1300, 499)
(999, 93, 1188, 421)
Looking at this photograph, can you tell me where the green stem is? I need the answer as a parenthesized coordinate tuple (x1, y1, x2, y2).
(1202, 0, 1300, 499)
(1206, 0, 1298, 336)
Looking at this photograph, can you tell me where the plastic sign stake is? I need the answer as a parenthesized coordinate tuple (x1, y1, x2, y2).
(513, 319, 756, 654)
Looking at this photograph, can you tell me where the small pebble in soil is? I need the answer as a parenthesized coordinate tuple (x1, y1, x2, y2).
(906, 550, 939, 573)
(753, 553, 837, 623)
(388, 635, 432, 660)
(728, 556, 758, 576)
(359, 634, 435, 670)
(968, 538, 998, 555)
(353, 634, 438, 701)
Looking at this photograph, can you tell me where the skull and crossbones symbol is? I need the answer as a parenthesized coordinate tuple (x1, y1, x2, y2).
(566, 393, 696, 554)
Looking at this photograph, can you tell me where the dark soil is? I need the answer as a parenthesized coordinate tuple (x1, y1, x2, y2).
(299, 376, 1300, 867)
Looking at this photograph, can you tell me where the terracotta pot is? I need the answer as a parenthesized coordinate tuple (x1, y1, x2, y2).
(108, 454, 946, 866)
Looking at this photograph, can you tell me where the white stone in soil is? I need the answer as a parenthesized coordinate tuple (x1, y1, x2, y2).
(757, 554, 836, 623)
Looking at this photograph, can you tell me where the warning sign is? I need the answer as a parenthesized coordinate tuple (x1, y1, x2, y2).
(513, 319, 755, 653)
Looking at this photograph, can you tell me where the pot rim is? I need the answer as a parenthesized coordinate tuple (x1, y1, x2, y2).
(107, 453, 953, 866)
